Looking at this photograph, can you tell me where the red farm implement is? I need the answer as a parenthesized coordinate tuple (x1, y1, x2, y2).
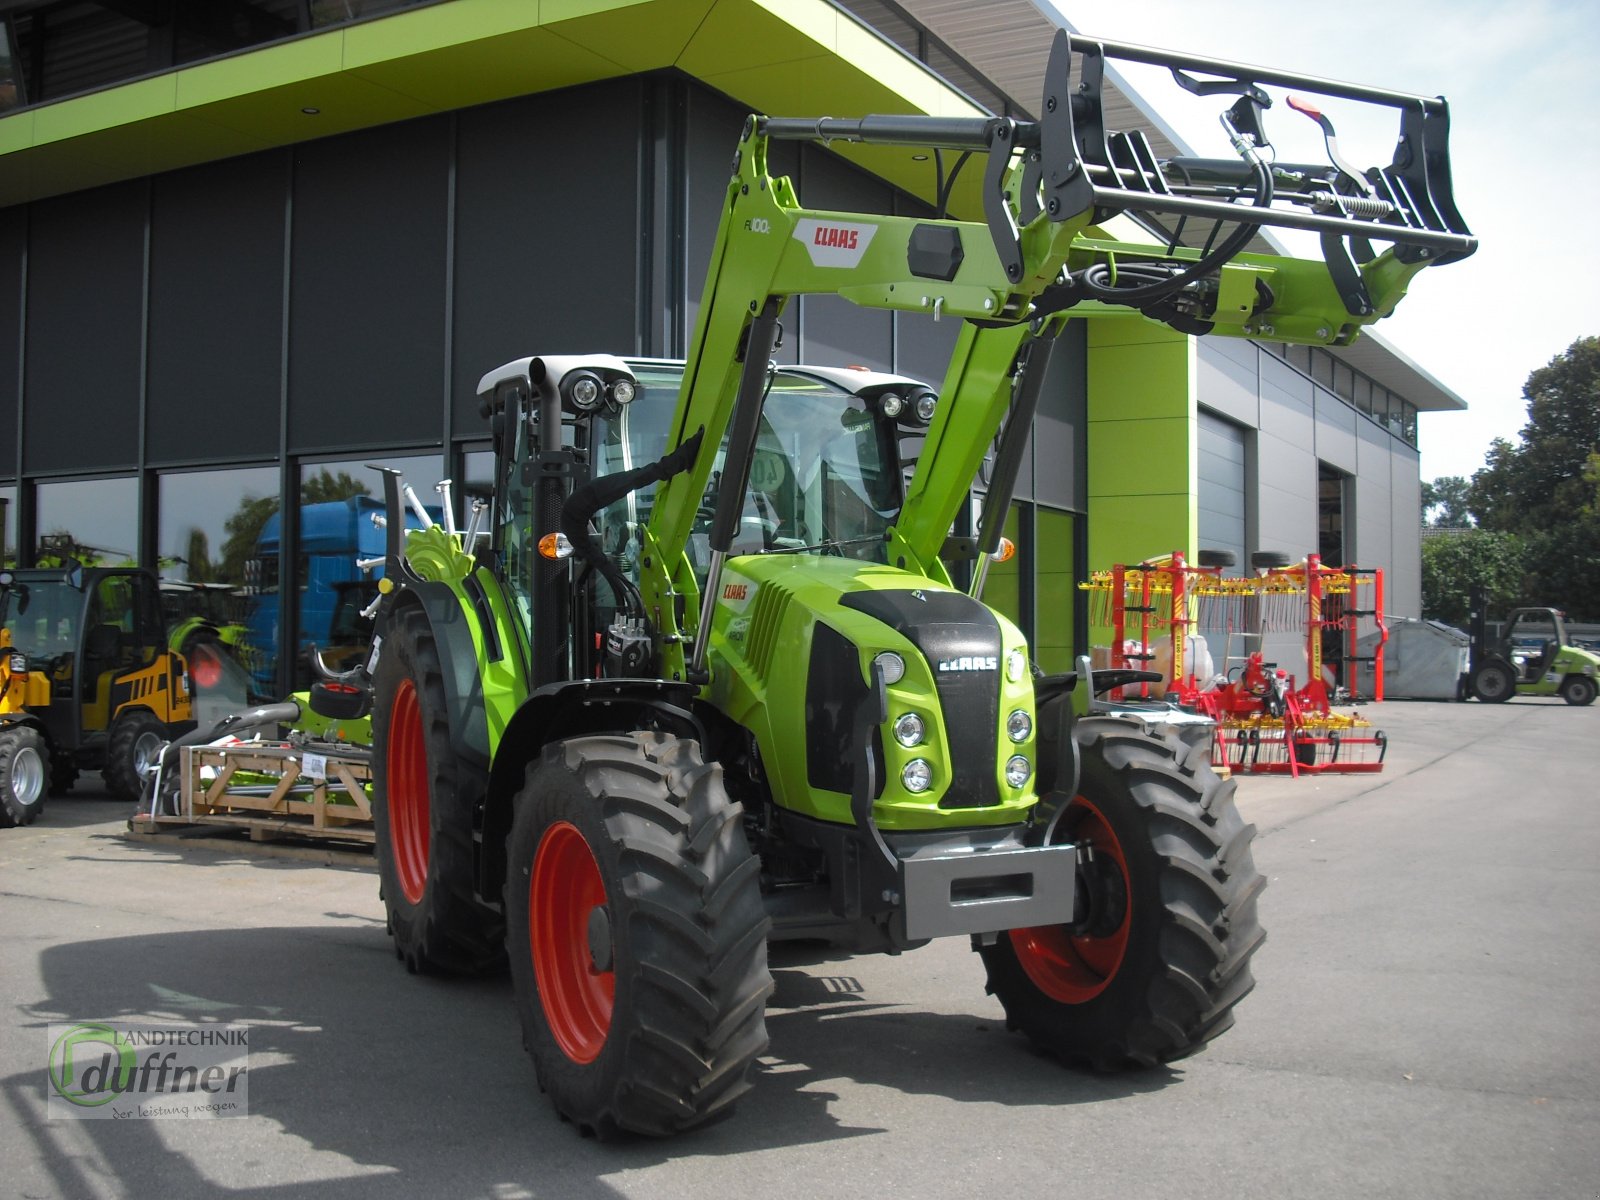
(1082, 552, 1388, 776)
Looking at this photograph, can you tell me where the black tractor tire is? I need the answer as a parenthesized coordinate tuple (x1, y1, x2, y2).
(506, 733, 772, 1139)
(0, 726, 49, 828)
(1559, 674, 1598, 707)
(977, 715, 1266, 1070)
(49, 756, 79, 797)
(370, 605, 504, 975)
(1471, 660, 1516, 704)
(105, 710, 167, 803)
(1250, 550, 1293, 570)
(1197, 548, 1237, 569)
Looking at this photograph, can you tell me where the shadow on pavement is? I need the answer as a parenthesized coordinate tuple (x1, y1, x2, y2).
(6, 922, 1183, 1197)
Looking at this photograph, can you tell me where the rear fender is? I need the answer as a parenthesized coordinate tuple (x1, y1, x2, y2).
(389, 583, 493, 771)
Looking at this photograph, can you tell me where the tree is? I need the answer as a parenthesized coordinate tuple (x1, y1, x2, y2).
(301, 470, 370, 505)
(1468, 336, 1600, 534)
(1420, 530, 1528, 627)
(1421, 475, 1473, 528)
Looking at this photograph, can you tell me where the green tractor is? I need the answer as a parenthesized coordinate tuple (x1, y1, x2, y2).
(1468, 604, 1599, 706)
(357, 31, 1474, 1136)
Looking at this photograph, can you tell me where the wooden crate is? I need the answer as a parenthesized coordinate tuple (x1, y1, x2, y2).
(138, 742, 374, 845)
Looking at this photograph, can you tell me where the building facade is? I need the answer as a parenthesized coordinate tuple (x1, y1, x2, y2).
(0, 0, 1460, 696)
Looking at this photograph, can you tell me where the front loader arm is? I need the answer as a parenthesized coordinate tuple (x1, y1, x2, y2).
(641, 29, 1476, 681)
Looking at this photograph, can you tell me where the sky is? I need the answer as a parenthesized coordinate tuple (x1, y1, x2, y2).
(1039, 0, 1600, 484)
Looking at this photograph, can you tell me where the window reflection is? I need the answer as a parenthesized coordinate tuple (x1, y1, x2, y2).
(35, 477, 137, 567)
(1, 484, 16, 568)
(159, 466, 280, 715)
(285, 453, 442, 691)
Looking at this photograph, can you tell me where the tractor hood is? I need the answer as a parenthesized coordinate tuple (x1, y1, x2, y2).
(705, 553, 1037, 832)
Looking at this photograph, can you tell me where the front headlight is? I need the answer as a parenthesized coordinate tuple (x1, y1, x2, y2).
(1006, 649, 1027, 682)
(1004, 755, 1031, 789)
(893, 712, 926, 747)
(1006, 709, 1032, 743)
(902, 759, 933, 793)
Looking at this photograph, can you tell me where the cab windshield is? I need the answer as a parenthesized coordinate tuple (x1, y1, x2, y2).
(602, 362, 902, 571)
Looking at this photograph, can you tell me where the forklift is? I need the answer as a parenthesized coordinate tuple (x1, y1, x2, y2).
(1, 562, 194, 826)
(1466, 591, 1599, 706)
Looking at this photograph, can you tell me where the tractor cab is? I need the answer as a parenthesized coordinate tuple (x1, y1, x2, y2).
(1, 564, 194, 804)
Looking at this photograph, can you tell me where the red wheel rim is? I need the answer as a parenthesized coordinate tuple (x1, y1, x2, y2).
(529, 821, 613, 1064)
(1009, 796, 1131, 1003)
(386, 678, 429, 905)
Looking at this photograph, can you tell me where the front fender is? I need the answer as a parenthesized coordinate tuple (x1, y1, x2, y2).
(479, 679, 701, 901)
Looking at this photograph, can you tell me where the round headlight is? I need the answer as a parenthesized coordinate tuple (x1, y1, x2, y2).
(1006, 649, 1027, 682)
(913, 391, 938, 423)
(1004, 754, 1031, 789)
(874, 652, 906, 685)
(1006, 710, 1032, 743)
(902, 759, 933, 793)
(879, 392, 905, 418)
(568, 372, 602, 410)
(610, 377, 637, 405)
(893, 712, 925, 747)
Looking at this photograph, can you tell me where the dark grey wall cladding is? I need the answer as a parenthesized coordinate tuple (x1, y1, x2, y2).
(288, 115, 450, 453)
(452, 82, 643, 434)
(148, 150, 287, 464)
(23, 181, 145, 474)
(0, 211, 22, 477)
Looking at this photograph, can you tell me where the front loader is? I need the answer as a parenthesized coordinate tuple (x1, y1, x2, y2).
(362, 31, 1475, 1136)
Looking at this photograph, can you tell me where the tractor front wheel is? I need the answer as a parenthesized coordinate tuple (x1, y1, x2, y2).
(1470, 660, 1516, 704)
(506, 733, 772, 1139)
(0, 726, 49, 827)
(1559, 675, 1597, 707)
(977, 716, 1266, 1069)
(105, 710, 166, 803)
(371, 606, 503, 975)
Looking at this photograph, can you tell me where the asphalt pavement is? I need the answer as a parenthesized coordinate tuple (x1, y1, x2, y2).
(2, 696, 1597, 1198)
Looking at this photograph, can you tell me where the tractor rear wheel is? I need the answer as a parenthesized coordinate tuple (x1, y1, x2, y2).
(506, 733, 772, 1139)
(371, 606, 504, 975)
(977, 716, 1265, 1069)
(1559, 675, 1597, 707)
(1471, 660, 1516, 704)
(0, 726, 49, 827)
(105, 710, 166, 803)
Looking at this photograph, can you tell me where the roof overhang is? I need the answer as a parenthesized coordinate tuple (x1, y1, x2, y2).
(0, 0, 986, 210)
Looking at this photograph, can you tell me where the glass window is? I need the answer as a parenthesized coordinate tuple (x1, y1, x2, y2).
(0, 20, 24, 112)
(1, 484, 16, 568)
(159, 465, 280, 712)
(1401, 402, 1418, 445)
(309, 0, 423, 29)
(1285, 344, 1312, 377)
(1353, 375, 1373, 416)
(289, 453, 442, 691)
(1310, 350, 1334, 388)
(35, 477, 137, 567)
(1332, 361, 1354, 402)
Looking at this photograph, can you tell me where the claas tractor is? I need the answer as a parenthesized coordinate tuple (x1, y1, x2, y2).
(1, 564, 194, 826)
(356, 31, 1475, 1136)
